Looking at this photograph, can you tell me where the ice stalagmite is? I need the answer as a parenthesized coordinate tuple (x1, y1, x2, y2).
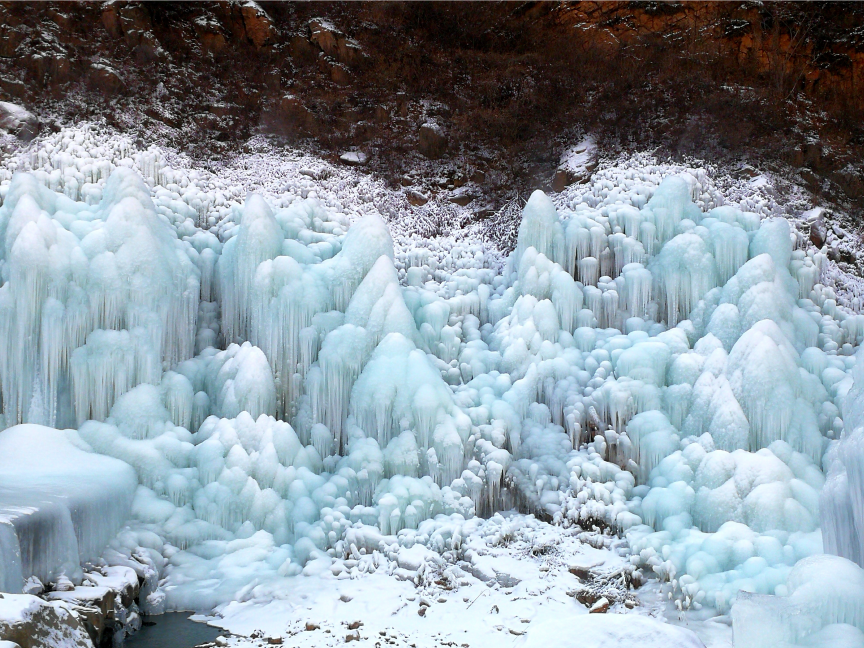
(0, 169, 200, 429)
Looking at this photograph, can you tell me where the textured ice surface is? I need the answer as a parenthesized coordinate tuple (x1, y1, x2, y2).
(0, 126, 862, 644)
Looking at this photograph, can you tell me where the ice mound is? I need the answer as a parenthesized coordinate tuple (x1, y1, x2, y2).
(0, 424, 137, 591)
(1, 131, 862, 631)
(732, 554, 864, 648)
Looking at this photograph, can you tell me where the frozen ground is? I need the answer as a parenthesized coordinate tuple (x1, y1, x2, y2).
(1, 120, 864, 648)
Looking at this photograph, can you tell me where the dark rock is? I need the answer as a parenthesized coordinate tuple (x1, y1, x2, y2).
(804, 142, 823, 169)
(832, 168, 864, 199)
(239, 2, 275, 49)
(266, 93, 316, 135)
(374, 105, 389, 123)
(86, 63, 125, 95)
(419, 122, 447, 159)
(0, 76, 27, 100)
(118, 4, 153, 36)
(101, 4, 123, 38)
(810, 217, 827, 248)
(0, 28, 25, 58)
(551, 169, 569, 192)
(309, 18, 364, 66)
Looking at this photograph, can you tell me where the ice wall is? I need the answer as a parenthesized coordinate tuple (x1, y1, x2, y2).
(0, 424, 137, 591)
(821, 346, 864, 567)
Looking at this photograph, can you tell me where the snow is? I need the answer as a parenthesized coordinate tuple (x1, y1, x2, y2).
(200, 514, 694, 648)
(559, 136, 597, 180)
(0, 123, 862, 647)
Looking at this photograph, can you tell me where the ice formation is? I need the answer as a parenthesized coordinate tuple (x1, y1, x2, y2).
(0, 424, 137, 591)
(1, 127, 863, 642)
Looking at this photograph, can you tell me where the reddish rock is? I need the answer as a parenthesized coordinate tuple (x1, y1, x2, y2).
(239, 1, 274, 49)
(309, 18, 364, 66)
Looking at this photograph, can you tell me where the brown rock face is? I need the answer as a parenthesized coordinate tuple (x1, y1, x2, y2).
(239, 2, 274, 49)
(0, 1, 863, 218)
(309, 18, 364, 66)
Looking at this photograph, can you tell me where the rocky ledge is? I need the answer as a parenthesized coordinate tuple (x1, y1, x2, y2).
(0, 566, 141, 648)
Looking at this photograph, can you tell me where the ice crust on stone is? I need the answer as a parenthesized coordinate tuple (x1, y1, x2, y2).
(0, 127, 862, 636)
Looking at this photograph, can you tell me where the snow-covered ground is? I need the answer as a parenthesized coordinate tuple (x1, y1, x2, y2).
(202, 514, 710, 648)
(2, 120, 864, 648)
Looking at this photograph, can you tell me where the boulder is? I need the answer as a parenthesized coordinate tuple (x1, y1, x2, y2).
(405, 189, 429, 206)
(339, 151, 368, 166)
(0, 102, 38, 140)
(0, 594, 92, 648)
(419, 122, 447, 159)
(810, 216, 827, 248)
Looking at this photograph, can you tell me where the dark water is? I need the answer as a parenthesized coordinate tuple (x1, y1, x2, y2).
(125, 613, 222, 648)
